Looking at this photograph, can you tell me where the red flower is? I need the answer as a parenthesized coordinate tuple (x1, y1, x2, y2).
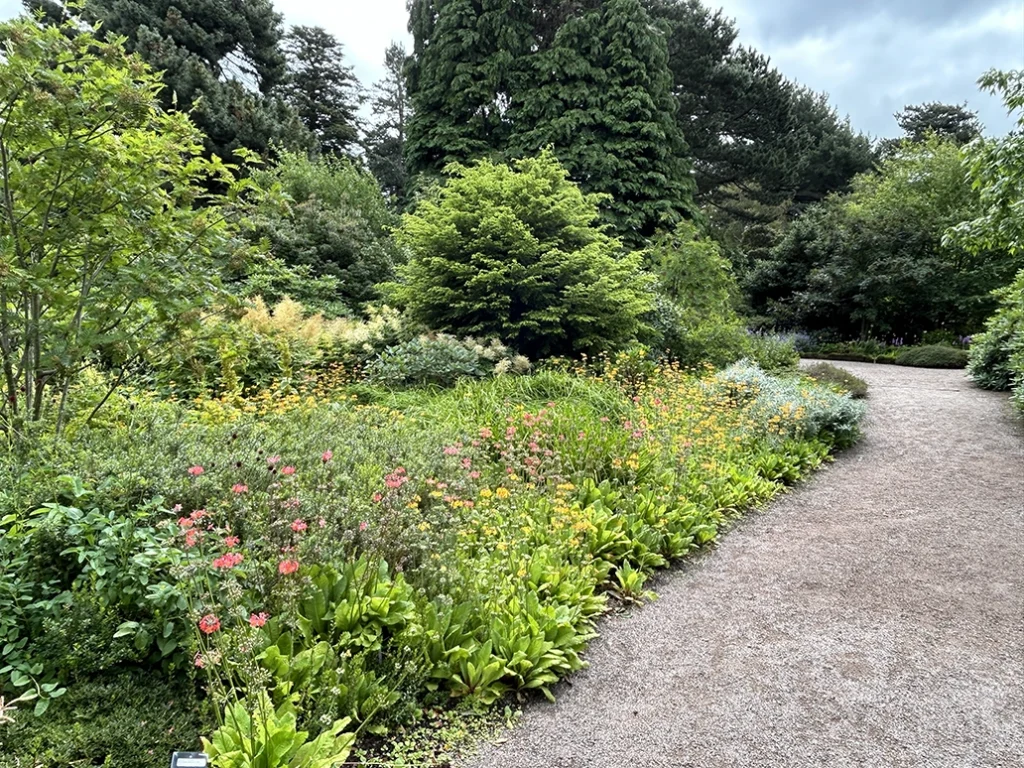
(198, 614, 220, 635)
(321, 450, 333, 463)
(281, 466, 296, 476)
(178, 517, 194, 529)
(278, 559, 300, 575)
(223, 535, 240, 548)
(212, 552, 244, 569)
(290, 518, 307, 533)
(188, 465, 205, 477)
(184, 529, 201, 548)
(249, 612, 269, 628)
(231, 484, 248, 494)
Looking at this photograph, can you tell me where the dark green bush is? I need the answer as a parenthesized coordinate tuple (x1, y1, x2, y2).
(0, 670, 205, 768)
(894, 344, 969, 368)
(802, 362, 869, 398)
(966, 270, 1024, 396)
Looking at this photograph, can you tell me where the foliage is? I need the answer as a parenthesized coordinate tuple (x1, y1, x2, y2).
(0, 16, 250, 438)
(511, 0, 697, 242)
(247, 153, 403, 309)
(0, 670, 204, 768)
(392, 151, 654, 358)
(878, 102, 982, 156)
(365, 43, 412, 207)
(947, 70, 1024, 406)
(203, 692, 354, 768)
(280, 26, 362, 156)
(745, 333, 800, 374)
(30, 0, 311, 160)
(366, 336, 531, 388)
(894, 345, 969, 369)
(406, 0, 695, 243)
(642, 0, 875, 217)
(749, 136, 1019, 339)
(801, 363, 869, 399)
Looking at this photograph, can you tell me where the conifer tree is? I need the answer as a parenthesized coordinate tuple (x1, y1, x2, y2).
(281, 25, 361, 156)
(365, 43, 412, 206)
(512, 0, 697, 242)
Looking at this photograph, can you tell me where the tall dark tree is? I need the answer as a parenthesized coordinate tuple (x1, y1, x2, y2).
(642, 0, 875, 218)
(365, 42, 412, 206)
(512, 0, 697, 242)
(280, 25, 361, 156)
(405, 0, 533, 174)
(25, 0, 311, 159)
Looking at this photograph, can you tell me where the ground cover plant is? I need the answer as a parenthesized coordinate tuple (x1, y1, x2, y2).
(801, 363, 869, 399)
(0, 355, 864, 766)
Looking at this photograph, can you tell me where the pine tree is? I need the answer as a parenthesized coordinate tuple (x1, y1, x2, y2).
(281, 25, 361, 156)
(365, 43, 412, 206)
(25, 0, 311, 159)
(512, 0, 697, 243)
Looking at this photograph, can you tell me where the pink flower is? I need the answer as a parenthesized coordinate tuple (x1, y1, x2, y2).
(461, 457, 472, 469)
(184, 529, 200, 548)
(188, 465, 205, 477)
(321, 450, 333, 463)
(194, 652, 205, 668)
(198, 614, 221, 635)
(372, 493, 383, 503)
(443, 445, 460, 456)
(190, 509, 207, 521)
(267, 455, 281, 466)
(212, 552, 244, 569)
(290, 518, 308, 533)
(469, 471, 481, 479)
(278, 559, 300, 575)
(396, 467, 406, 475)
(281, 466, 296, 476)
(528, 442, 540, 453)
(479, 427, 493, 439)
(172, 504, 183, 513)
(318, 517, 327, 528)
(223, 535, 240, 548)
(249, 612, 269, 628)
(231, 484, 248, 494)
(359, 521, 369, 532)
(178, 516, 194, 529)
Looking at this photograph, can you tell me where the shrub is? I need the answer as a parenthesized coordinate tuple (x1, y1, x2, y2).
(802, 362, 869, 398)
(746, 333, 800, 373)
(366, 336, 531, 388)
(894, 344, 969, 369)
(0, 670, 204, 768)
(966, 269, 1024, 398)
(248, 152, 404, 309)
(391, 150, 654, 358)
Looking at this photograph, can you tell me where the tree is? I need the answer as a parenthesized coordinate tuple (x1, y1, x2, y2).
(512, 0, 697, 243)
(391, 151, 653, 358)
(248, 153, 403, 310)
(280, 25, 361, 156)
(642, 0, 875, 217)
(748, 136, 1018, 339)
(0, 16, 248, 436)
(26, 0, 311, 159)
(947, 70, 1024, 403)
(405, 0, 533, 175)
(896, 102, 983, 146)
(365, 42, 412, 206)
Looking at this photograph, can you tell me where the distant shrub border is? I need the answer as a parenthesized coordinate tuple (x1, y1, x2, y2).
(894, 345, 969, 369)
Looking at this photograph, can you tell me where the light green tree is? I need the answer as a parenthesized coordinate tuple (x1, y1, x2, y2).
(391, 151, 653, 357)
(0, 16, 252, 437)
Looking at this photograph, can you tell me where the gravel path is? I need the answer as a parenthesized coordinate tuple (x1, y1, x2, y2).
(465, 362, 1024, 768)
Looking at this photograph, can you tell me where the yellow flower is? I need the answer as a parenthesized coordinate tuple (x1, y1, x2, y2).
(495, 487, 511, 499)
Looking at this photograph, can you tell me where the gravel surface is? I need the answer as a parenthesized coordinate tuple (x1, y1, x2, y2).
(464, 362, 1024, 768)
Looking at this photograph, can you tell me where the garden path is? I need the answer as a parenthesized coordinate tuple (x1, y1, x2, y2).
(464, 362, 1024, 768)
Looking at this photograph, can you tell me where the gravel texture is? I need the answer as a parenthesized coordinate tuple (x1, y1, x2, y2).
(464, 362, 1024, 768)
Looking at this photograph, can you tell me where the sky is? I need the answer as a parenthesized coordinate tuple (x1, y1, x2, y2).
(2, 0, 1022, 138)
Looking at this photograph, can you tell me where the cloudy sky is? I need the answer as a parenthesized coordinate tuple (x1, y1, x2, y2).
(2, 0, 1022, 137)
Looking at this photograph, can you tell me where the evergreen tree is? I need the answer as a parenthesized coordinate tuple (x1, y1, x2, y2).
(642, 0, 874, 217)
(280, 25, 361, 156)
(365, 42, 412, 206)
(25, 0, 311, 159)
(405, 0, 533, 175)
(879, 102, 983, 156)
(511, 0, 696, 242)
